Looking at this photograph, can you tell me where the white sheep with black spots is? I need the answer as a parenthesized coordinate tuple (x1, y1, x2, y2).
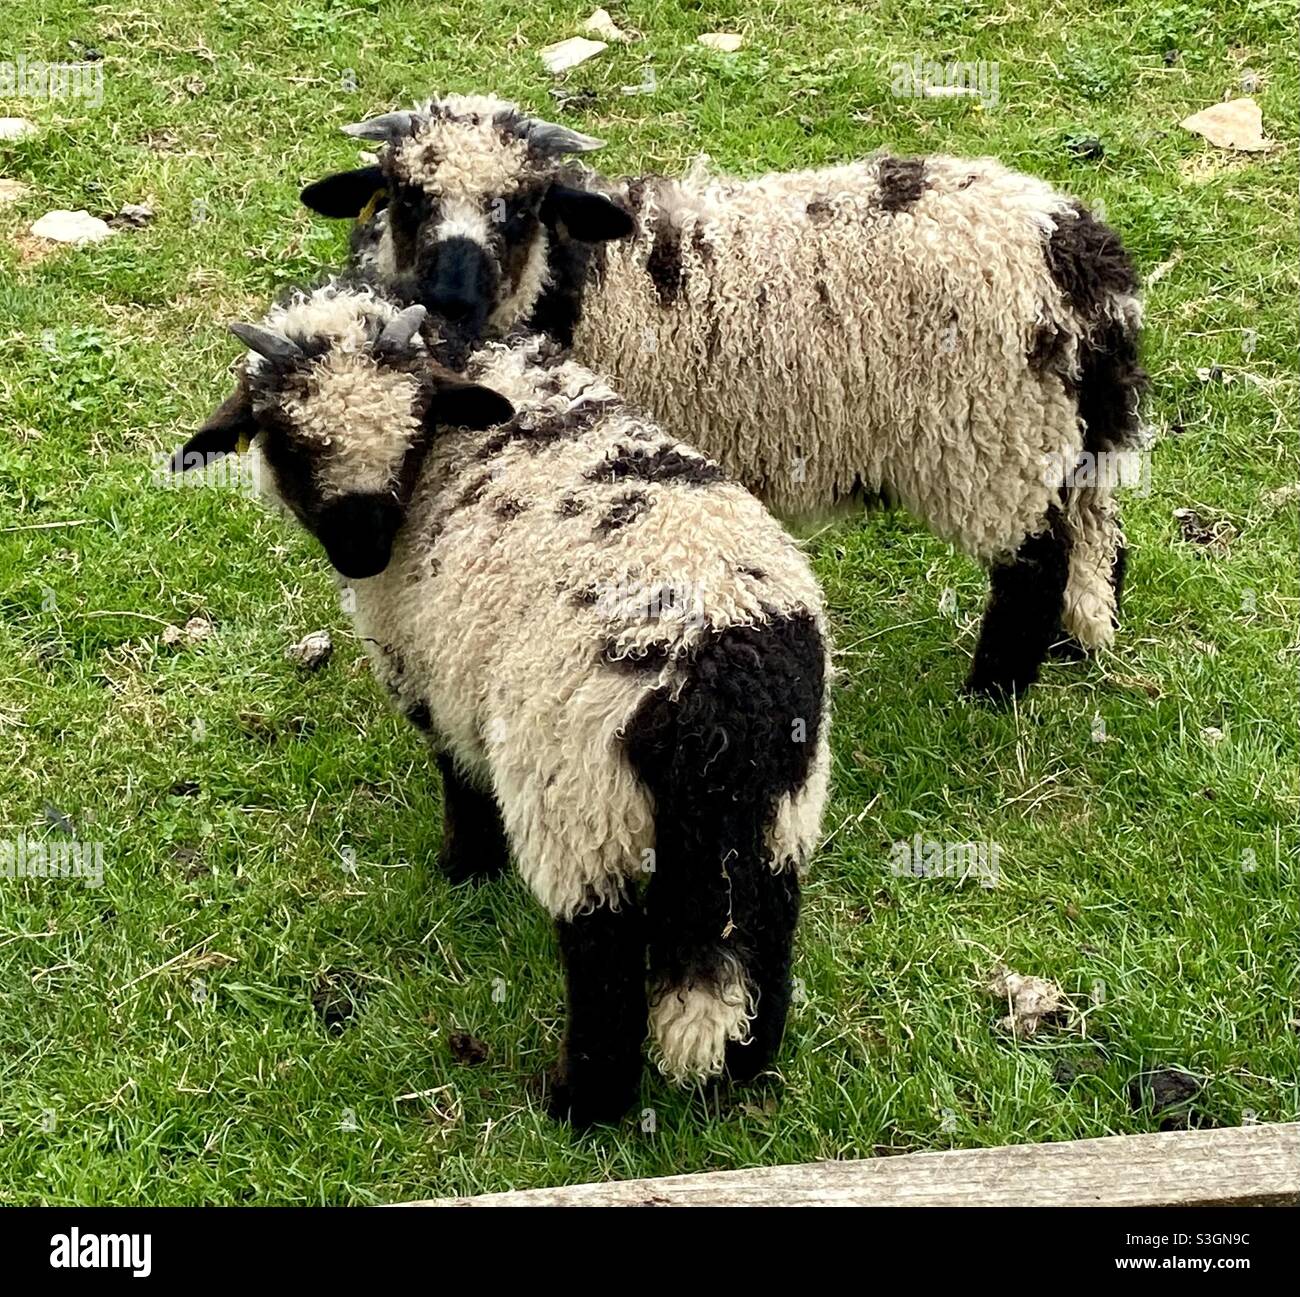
(172, 281, 833, 1126)
(302, 94, 1149, 698)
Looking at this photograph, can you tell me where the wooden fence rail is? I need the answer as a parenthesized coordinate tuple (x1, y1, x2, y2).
(411, 1121, 1300, 1207)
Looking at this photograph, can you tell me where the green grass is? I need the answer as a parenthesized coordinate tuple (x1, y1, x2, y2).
(1, 0, 1297, 1204)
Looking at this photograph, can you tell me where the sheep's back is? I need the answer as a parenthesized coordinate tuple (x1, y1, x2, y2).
(577, 155, 1107, 559)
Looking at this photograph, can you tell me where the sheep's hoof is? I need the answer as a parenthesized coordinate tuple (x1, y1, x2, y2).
(545, 1064, 636, 1128)
(1048, 635, 1089, 662)
(436, 839, 509, 885)
(962, 671, 1032, 703)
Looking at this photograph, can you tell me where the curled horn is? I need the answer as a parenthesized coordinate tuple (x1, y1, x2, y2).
(524, 118, 605, 155)
(376, 304, 428, 354)
(342, 111, 419, 141)
(228, 322, 303, 363)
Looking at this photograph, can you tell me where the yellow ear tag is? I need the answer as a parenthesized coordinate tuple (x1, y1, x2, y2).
(358, 189, 387, 224)
(236, 433, 252, 454)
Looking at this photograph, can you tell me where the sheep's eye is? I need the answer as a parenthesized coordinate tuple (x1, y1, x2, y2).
(500, 199, 536, 243)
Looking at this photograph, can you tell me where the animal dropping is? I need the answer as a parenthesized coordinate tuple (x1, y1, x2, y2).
(989, 968, 1067, 1037)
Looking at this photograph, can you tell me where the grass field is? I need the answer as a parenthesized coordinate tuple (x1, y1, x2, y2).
(1, 0, 1297, 1204)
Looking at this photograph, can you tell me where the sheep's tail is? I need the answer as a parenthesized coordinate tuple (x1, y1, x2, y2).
(622, 615, 826, 1086)
(1060, 481, 1127, 651)
(644, 803, 808, 1086)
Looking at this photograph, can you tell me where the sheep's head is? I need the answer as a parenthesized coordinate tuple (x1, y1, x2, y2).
(171, 289, 513, 579)
(300, 95, 635, 340)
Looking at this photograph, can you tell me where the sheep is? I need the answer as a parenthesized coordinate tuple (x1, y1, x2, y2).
(171, 281, 833, 1126)
(300, 94, 1149, 699)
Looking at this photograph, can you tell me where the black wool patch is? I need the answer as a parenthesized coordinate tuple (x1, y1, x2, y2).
(875, 156, 928, 213)
(477, 397, 620, 461)
(527, 235, 597, 346)
(1044, 202, 1140, 319)
(805, 198, 833, 224)
(1073, 319, 1148, 454)
(621, 612, 825, 1079)
(556, 494, 588, 517)
(594, 489, 652, 535)
(1027, 321, 1071, 375)
(586, 444, 725, 488)
(646, 214, 684, 306)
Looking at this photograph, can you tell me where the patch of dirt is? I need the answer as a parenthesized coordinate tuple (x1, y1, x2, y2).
(448, 1030, 490, 1065)
(1129, 1068, 1211, 1130)
(312, 969, 366, 1033)
(1174, 507, 1236, 553)
(1052, 1051, 1106, 1086)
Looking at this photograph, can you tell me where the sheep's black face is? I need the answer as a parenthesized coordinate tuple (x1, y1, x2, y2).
(300, 100, 635, 341)
(172, 302, 515, 578)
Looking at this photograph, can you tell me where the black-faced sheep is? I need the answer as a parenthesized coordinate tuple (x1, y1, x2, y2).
(301, 94, 1149, 699)
(172, 283, 832, 1125)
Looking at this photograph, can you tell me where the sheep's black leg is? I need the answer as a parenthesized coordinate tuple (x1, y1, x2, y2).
(435, 755, 510, 883)
(966, 510, 1072, 700)
(724, 865, 801, 1085)
(549, 892, 647, 1127)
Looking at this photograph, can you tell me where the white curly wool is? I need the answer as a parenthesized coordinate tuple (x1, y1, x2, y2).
(350, 105, 1142, 648)
(649, 961, 754, 1083)
(246, 322, 834, 922)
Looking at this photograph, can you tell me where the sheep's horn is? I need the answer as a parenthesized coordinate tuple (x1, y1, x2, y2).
(229, 322, 303, 362)
(376, 305, 427, 353)
(525, 119, 605, 155)
(343, 111, 419, 141)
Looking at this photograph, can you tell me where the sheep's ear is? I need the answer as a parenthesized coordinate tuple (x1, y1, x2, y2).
(300, 166, 387, 218)
(540, 184, 635, 242)
(428, 381, 514, 432)
(170, 381, 255, 472)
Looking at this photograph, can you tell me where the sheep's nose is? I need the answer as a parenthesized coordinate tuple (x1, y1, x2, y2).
(422, 236, 494, 326)
(433, 292, 474, 321)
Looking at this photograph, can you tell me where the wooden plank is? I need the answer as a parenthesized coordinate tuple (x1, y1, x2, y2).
(412, 1122, 1300, 1207)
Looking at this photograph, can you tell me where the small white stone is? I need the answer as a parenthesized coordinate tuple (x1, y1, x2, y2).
(30, 209, 114, 245)
(0, 117, 37, 141)
(540, 37, 607, 74)
(583, 8, 628, 42)
(697, 33, 744, 53)
(0, 179, 30, 205)
(163, 616, 214, 647)
(286, 629, 334, 670)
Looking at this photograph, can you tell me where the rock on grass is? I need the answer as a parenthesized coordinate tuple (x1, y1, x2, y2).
(286, 629, 333, 670)
(30, 209, 113, 245)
